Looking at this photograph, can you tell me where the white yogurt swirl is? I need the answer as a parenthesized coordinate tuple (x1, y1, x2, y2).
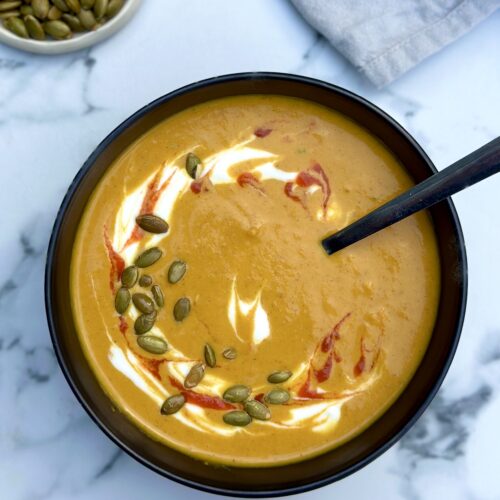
(104, 135, 377, 435)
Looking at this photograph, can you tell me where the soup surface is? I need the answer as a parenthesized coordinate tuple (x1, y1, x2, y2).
(71, 95, 440, 467)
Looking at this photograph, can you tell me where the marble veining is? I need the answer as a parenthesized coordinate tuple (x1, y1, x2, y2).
(0, 1, 499, 499)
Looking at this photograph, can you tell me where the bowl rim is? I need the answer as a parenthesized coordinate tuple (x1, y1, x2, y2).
(0, 0, 142, 55)
(45, 72, 467, 497)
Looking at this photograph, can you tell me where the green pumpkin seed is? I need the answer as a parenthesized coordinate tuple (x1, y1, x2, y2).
(134, 311, 156, 335)
(223, 411, 251, 427)
(0, 1, 21, 12)
(65, 0, 80, 13)
(244, 400, 271, 420)
(173, 297, 190, 322)
(0, 10, 20, 18)
(167, 260, 186, 284)
(161, 394, 185, 415)
(92, 0, 106, 18)
(81, 0, 94, 7)
(114, 287, 130, 314)
(5, 16, 28, 36)
(20, 5, 32, 15)
(105, 0, 122, 17)
(136, 214, 169, 234)
(121, 265, 138, 288)
(135, 247, 162, 268)
(184, 362, 204, 388)
(222, 347, 237, 360)
(61, 13, 82, 30)
(138, 274, 152, 287)
(24, 14, 44, 38)
(267, 370, 292, 384)
(31, 0, 48, 18)
(185, 152, 201, 179)
(265, 388, 290, 405)
(47, 5, 61, 19)
(132, 293, 155, 315)
(52, 0, 70, 13)
(204, 343, 216, 368)
(152, 285, 164, 307)
(77, 7, 95, 29)
(223, 385, 251, 403)
(43, 19, 70, 38)
(137, 335, 168, 355)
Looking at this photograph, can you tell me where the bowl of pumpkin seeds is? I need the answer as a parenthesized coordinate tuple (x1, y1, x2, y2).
(0, 0, 141, 54)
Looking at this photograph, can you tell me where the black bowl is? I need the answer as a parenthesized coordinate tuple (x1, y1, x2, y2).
(45, 73, 467, 497)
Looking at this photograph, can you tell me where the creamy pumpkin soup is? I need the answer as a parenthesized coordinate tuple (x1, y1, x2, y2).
(71, 95, 440, 467)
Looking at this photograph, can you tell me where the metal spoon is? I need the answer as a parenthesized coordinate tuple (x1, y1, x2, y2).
(321, 137, 500, 255)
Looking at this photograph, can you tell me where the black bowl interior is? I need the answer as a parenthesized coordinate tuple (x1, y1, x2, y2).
(45, 73, 467, 497)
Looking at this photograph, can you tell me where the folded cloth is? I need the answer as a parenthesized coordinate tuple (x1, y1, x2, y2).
(291, 0, 499, 87)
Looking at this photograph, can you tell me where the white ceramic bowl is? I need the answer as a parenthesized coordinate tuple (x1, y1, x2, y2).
(0, 0, 141, 54)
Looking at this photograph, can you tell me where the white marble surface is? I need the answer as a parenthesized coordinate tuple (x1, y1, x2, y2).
(0, 1, 499, 499)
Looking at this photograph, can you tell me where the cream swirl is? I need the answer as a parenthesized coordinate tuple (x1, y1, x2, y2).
(105, 135, 377, 435)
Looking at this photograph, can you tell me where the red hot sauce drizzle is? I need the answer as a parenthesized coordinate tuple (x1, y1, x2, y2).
(319, 312, 350, 358)
(237, 172, 264, 192)
(169, 377, 235, 410)
(123, 169, 174, 249)
(116, 320, 168, 381)
(190, 181, 202, 194)
(313, 312, 350, 383)
(105, 169, 174, 295)
(284, 162, 331, 217)
(353, 353, 365, 378)
(296, 313, 351, 401)
(141, 358, 168, 381)
(354, 335, 382, 377)
(254, 127, 272, 138)
(119, 316, 128, 334)
(313, 353, 334, 383)
(297, 370, 329, 400)
(254, 393, 265, 404)
(103, 227, 125, 292)
(311, 163, 331, 212)
(190, 173, 214, 194)
(284, 181, 307, 209)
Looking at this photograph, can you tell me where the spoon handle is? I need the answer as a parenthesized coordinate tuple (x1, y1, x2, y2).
(322, 136, 500, 255)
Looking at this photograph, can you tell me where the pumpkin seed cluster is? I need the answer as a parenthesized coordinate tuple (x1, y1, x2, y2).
(165, 368, 293, 424)
(1, 0, 125, 41)
(164, 364, 293, 427)
(114, 213, 172, 356)
(218, 375, 292, 426)
(114, 211, 193, 358)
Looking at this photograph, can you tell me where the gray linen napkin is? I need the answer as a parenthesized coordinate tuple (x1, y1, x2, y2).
(291, 0, 499, 87)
